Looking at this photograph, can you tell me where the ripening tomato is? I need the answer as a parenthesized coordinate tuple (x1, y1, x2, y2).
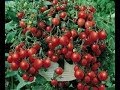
(51, 79, 58, 86)
(10, 62, 19, 70)
(20, 60, 29, 70)
(98, 30, 107, 40)
(71, 52, 81, 62)
(43, 58, 51, 68)
(17, 11, 25, 19)
(84, 75, 91, 83)
(77, 18, 85, 27)
(22, 73, 29, 81)
(60, 35, 69, 46)
(51, 55, 59, 62)
(77, 83, 84, 90)
(40, 6, 47, 13)
(78, 11, 87, 19)
(33, 59, 43, 70)
(98, 71, 108, 81)
(55, 67, 63, 75)
(19, 21, 26, 28)
(52, 18, 60, 26)
(74, 69, 84, 79)
(79, 32, 87, 39)
(60, 12, 67, 19)
(98, 85, 106, 90)
(7, 55, 12, 63)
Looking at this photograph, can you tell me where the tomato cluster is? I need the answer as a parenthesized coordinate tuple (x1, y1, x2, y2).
(7, 0, 108, 89)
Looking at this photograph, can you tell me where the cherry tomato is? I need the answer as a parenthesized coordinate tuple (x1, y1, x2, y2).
(52, 18, 60, 26)
(10, 62, 19, 70)
(55, 67, 63, 75)
(71, 29, 78, 38)
(60, 12, 67, 19)
(11, 52, 20, 62)
(7, 55, 12, 63)
(17, 11, 25, 19)
(33, 59, 43, 70)
(46, 26, 52, 32)
(22, 73, 29, 81)
(52, 0, 58, 5)
(92, 77, 99, 85)
(19, 21, 26, 28)
(71, 52, 81, 62)
(27, 48, 37, 56)
(85, 21, 93, 29)
(67, 42, 74, 51)
(61, 47, 68, 55)
(87, 71, 96, 79)
(81, 58, 87, 66)
(19, 49, 28, 59)
(65, 50, 73, 59)
(74, 65, 79, 71)
(38, 21, 46, 29)
(79, 32, 87, 39)
(98, 30, 107, 40)
(47, 50, 54, 57)
(29, 76, 34, 82)
(20, 60, 29, 70)
(51, 55, 59, 62)
(40, 6, 47, 13)
(60, 35, 69, 46)
(91, 44, 99, 52)
(99, 85, 106, 90)
(89, 31, 98, 42)
(43, 58, 51, 68)
(74, 69, 84, 79)
(28, 67, 36, 75)
(51, 79, 58, 86)
(78, 11, 87, 19)
(77, 83, 84, 90)
(98, 71, 108, 81)
(77, 18, 85, 27)
(84, 75, 91, 83)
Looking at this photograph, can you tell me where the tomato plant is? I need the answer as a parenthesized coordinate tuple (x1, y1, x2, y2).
(5, 0, 115, 90)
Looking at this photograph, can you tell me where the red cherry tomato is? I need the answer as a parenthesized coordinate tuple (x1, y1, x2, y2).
(77, 18, 85, 27)
(52, 18, 60, 26)
(33, 59, 43, 70)
(71, 52, 81, 62)
(55, 67, 63, 75)
(51, 79, 58, 86)
(22, 73, 29, 81)
(74, 69, 84, 79)
(43, 58, 51, 68)
(98, 71, 108, 81)
(20, 60, 29, 70)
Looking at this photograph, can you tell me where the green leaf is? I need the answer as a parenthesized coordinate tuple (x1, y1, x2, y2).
(35, 75, 47, 85)
(43, 1, 52, 6)
(108, 37, 115, 50)
(5, 21, 17, 32)
(5, 71, 18, 78)
(5, 31, 17, 43)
